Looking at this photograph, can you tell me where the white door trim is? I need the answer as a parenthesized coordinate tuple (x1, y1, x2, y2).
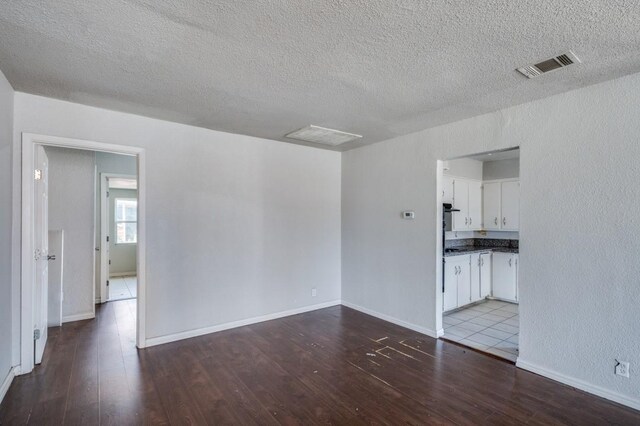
(100, 172, 137, 303)
(20, 133, 147, 375)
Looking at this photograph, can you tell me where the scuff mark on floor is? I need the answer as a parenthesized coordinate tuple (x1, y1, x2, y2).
(398, 340, 437, 359)
(347, 361, 394, 388)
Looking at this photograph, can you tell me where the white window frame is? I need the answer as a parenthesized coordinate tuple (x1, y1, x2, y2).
(114, 197, 138, 244)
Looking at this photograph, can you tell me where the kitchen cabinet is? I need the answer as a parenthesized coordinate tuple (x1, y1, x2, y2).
(501, 181, 520, 231)
(482, 182, 501, 230)
(480, 252, 492, 298)
(443, 258, 460, 311)
(470, 253, 481, 302)
(452, 179, 469, 230)
(444, 254, 470, 312)
(482, 180, 519, 231)
(468, 181, 482, 230)
(448, 177, 482, 231)
(442, 176, 454, 204)
(456, 260, 471, 306)
(471, 252, 492, 302)
(492, 252, 518, 302)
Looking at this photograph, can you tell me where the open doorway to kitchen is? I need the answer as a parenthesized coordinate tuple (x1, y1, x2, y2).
(438, 148, 520, 362)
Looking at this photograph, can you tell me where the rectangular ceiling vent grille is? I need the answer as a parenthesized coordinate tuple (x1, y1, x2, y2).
(285, 125, 362, 146)
(517, 51, 580, 78)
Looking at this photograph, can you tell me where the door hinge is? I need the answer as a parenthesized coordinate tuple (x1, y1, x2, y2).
(33, 329, 41, 340)
(107, 280, 109, 287)
(34, 169, 42, 180)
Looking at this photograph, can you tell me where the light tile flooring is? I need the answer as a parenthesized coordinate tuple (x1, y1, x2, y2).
(443, 300, 519, 362)
(108, 275, 137, 301)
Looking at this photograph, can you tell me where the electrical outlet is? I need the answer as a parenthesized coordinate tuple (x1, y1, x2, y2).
(615, 360, 630, 378)
(311, 288, 317, 297)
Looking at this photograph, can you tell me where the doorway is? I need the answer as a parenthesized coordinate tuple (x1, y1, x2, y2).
(438, 148, 520, 362)
(20, 133, 147, 375)
(100, 174, 138, 302)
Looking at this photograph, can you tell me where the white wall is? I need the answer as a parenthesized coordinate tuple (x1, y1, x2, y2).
(109, 188, 138, 275)
(0, 69, 14, 389)
(12, 93, 342, 343)
(483, 158, 519, 180)
(444, 157, 483, 180)
(45, 147, 96, 320)
(342, 71, 640, 408)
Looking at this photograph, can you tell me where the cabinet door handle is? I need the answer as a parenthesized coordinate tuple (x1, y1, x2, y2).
(508, 258, 512, 267)
(503, 217, 507, 226)
(465, 217, 468, 225)
(469, 217, 472, 225)
(494, 217, 498, 225)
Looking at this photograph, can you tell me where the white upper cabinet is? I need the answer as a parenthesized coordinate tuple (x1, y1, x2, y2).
(442, 175, 454, 204)
(467, 181, 482, 230)
(452, 179, 469, 230)
(501, 181, 520, 231)
(482, 180, 519, 231)
(448, 177, 482, 231)
(482, 182, 501, 230)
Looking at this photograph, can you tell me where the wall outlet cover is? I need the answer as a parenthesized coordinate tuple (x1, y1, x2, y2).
(615, 360, 630, 378)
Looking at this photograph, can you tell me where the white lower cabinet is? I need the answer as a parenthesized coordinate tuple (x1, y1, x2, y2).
(443, 257, 461, 311)
(444, 252, 493, 312)
(492, 252, 518, 302)
(480, 253, 492, 298)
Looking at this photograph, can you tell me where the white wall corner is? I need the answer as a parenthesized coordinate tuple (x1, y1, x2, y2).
(340, 301, 439, 339)
(145, 299, 342, 348)
(0, 367, 16, 404)
(516, 359, 640, 411)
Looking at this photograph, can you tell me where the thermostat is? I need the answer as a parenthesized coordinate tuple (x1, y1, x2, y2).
(402, 211, 415, 219)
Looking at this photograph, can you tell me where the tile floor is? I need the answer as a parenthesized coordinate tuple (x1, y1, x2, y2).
(443, 299, 519, 362)
(108, 275, 137, 301)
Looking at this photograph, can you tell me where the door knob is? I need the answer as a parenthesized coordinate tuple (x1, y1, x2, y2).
(47, 255, 56, 261)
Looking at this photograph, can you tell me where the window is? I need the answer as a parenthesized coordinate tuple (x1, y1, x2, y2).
(115, 198, 137, 244)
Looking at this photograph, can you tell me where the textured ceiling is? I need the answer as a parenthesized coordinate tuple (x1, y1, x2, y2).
(1, 1, 640, 151)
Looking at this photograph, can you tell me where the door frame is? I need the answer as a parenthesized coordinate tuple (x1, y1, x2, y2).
(99, 173, 137, 303)
(21, 133, 147, 375)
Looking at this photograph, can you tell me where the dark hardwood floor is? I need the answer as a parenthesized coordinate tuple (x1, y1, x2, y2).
(1, 301, 639, 425)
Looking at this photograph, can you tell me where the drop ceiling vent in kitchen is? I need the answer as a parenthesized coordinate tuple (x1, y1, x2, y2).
(285, 125, 363, 146)
(516, 51, 581, 78)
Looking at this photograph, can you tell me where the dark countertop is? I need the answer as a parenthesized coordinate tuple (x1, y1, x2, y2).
(443, 246, 519, 257)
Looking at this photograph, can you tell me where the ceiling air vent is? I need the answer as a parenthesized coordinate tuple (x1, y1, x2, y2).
(285, 125, 362, 146)
(517, 51, 581, 79)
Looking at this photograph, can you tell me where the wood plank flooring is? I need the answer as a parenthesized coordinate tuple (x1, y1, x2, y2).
(1, 301, 639, 425)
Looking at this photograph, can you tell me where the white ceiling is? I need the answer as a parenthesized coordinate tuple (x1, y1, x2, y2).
(2, 1, 640, 151)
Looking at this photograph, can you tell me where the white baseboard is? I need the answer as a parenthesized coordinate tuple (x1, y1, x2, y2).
(436, 328, 445, 337)
(340, 300, 439, 339)
(516, 359, 640, 411)
(62, 312, 95, 323)
(109, 271, 136, 278)
(0, 366, 16, 404)
(145, 299, 342, 347)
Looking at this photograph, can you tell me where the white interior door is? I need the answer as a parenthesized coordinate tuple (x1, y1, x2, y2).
(34, 145, 49, 364)
(48, 229, 64, 327)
